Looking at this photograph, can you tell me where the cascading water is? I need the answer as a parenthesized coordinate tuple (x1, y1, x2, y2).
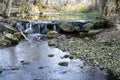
(53, 24, 57, 31)
(16, 20, 58, 34)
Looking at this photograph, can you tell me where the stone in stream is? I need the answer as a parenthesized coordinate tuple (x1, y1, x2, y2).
(69, 55, 74, 59)
(58, 62, 68, 66)
(63, 54, 69, 58)
(21, 60, 30, 65)
(0, 67, 3, 74)
(34, 77, 42, 80)
(9, 66, 20, 70)
(63, 54, 74, 59)
(4, 33, 19, 42)
(38, 66, 44, 69)
(48, 54, 54, 57)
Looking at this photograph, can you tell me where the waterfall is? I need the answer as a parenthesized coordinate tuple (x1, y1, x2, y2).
(25, 24, 33, 34)
(39, 24, 41, 33)
(53, 24, 57, 31)
(44, 24, 48, 31)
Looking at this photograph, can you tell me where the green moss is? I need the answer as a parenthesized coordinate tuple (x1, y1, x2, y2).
(110, 34, 117, 39)
(115, 41, 120, 46)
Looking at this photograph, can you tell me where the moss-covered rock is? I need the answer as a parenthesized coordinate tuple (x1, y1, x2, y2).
(83, 23, 94, 31)
(14, 32, 22, 39)
(4, 33, 19, 42)
(47, 30, 58, 35)
(0, 39, 12, 47)
(88, 29, 103, 35)
(59, 22, 75, 32)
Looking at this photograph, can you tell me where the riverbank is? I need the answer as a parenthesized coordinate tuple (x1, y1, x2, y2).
(48, 27, 120, 77)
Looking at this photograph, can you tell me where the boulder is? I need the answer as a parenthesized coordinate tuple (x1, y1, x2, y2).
(47, 30, 58, 38)
(14, 32, 22, 39)
(88, 29, 103, 35)
(83, 23, 94, 31)
(4, 33, 19, 42)
(0, 39, 12, 47)
(47, 30, 58, 35)
(59, 22, 75, 32)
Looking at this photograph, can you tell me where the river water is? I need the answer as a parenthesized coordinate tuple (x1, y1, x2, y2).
(0, 34, 110, 80)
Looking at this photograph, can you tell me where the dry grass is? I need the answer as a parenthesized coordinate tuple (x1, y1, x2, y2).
(61, 3, 91, 13)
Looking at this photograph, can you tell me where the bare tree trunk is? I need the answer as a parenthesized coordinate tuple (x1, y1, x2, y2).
(4, 0, 13, 17)
(45, 0, 48, 5)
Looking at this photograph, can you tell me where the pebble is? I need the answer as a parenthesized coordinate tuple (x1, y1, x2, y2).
(21, 60, 30, 65)
(63, 54, 69, 58)
(34, 77, 42, 80)
(10, 66, 20, 70)
(48, 54, 54, 57)
(38, 67, 44, 69)
(58, 62, 68, 66)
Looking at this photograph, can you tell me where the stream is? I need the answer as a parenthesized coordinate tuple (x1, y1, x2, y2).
(0, 34, 110, 80)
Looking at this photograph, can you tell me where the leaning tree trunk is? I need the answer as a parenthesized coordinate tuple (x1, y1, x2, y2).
(4, 0, 13, 17)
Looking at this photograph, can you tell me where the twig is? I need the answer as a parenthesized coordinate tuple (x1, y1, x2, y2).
(19, 29, 31, 42)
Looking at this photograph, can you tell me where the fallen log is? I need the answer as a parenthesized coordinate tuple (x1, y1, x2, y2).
(0, 22, 17, 32)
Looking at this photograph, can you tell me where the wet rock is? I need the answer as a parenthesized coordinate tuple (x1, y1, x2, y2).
(21, 60, 30, 65)
(83, 23, 94, 31)
(0, 67, 3, 74)
(80, 66, 83, 69)
(38, 67, 44, 69)
(58, 61, 68, 66)
(88, 29, 103, 35)
(14, 32, 22, 39)
(63, 54, 69, 58)
(4, 33, 19, 42)
(47, 30, 58, 36)
(48, 54, 54, 57)
(34, 77, 42, 80)
(69, 55, 74, 59)
(10, 66, 20, 70)
(59, 22, 75, 32)
(0, 39, 12, 47)
(48, 39, 58, 47)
